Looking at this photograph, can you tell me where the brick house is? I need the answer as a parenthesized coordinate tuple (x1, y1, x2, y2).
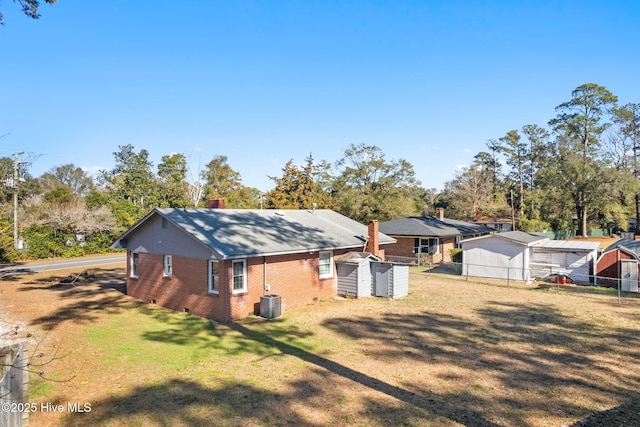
(111, 206, 395, 322)
(379, 208, 494, 263)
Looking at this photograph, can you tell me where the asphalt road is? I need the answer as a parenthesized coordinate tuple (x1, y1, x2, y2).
(0, 253, 126, 277)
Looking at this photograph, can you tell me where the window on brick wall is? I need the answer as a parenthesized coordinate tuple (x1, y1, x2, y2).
(319, 251, 333, 279)
(130, 252, 139, 278)
(164, 255, 173, 277)
(232, 259, 247, 293)
(414, 238, 439, 255)
(208, 260, 219, 294)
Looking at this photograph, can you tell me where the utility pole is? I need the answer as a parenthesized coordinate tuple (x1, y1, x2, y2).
(6, 152, 26, 250)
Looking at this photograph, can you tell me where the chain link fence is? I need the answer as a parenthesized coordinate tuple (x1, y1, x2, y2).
(399, 258, 640, 304)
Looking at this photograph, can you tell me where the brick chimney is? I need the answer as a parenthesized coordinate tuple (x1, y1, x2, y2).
(366, 220, 384, 258)
(207, 198, 225, 209)
(475, 210, 483, 221)
(435, 207, 444, 219)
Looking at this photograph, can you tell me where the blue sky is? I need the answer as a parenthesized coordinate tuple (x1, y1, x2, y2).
(2, 1, 640, 192)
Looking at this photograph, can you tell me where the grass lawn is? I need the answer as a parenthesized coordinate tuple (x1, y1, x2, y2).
(2, 266, 640, 426)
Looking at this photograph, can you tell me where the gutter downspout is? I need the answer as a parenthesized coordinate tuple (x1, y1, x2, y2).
(263, 256, 268, 295)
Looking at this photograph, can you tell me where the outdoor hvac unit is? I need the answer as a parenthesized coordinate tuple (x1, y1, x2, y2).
(260, 295, 282, 319)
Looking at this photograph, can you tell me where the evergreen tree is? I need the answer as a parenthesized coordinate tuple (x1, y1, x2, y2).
(548, 83, 618, 236)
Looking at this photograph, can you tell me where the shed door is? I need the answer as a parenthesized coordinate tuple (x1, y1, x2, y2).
(620, 260, 639, 292)
(373, 263, 391, 297)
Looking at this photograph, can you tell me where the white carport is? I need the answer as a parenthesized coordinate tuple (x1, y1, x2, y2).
(529, 240, 599, 283)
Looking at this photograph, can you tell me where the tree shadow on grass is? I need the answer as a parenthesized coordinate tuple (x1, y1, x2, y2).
(139, 311, 316, 358)
(130, 302, 640, 426)
(124, 309, 502, 425)
(321, 302, 640, 426)
(571, 397, 640, 426)
(17, 268, 133, 331)
(229, 322, 504, 427)
(63, 379, 308, 427)
(69, 326, 503, 427)
(63, 373, 469, 427)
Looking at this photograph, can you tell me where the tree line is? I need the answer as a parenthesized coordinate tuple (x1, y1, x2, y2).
(439, 83, 639, 237)
(0, 142, 425, 261)
(1, 82, 637, 261)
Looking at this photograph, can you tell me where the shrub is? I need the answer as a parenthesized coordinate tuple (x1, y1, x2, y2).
(450, 248, 462, 263)
(519, 218, 551, 232)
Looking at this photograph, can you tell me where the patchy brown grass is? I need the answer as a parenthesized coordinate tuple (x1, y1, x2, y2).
(1, 266, 640, 426)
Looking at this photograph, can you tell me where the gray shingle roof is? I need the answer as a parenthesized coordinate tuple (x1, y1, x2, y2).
(113, 208, 395, 259)
(379, 216, 494, 238)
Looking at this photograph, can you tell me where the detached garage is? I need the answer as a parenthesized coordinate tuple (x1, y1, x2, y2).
(461, 231, 599, 284)
(461, 231, 543, 282)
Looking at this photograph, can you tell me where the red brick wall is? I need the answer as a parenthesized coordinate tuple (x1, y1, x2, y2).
(440, 239, 456, 262)
(126, 249, 351, 322)
(383, 236, 457, 262)
(127, 252, 231, 321)
(384, 237, 415, 258)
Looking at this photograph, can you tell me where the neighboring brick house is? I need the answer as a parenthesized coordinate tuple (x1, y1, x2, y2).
(380, 208, 494, 263)
(111, 206, 395, 322)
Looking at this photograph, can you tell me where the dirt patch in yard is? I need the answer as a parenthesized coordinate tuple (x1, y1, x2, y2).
(1, 266, 640, 426)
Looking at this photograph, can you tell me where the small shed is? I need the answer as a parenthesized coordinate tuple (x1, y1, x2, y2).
(336, 252, 379, 298)
(372, 262, 409, 298)
(336, 253, 409, 298)
(595, 239, 640, 292)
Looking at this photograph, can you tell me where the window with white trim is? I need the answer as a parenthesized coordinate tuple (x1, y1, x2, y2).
(414, 238, 440, 255)
(319, 251, 333, 279)
(208, 260, 219, 294)
(130, 252, 139, 278)
(232, 260, 247, 293)
(163, 255, 173, 277)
